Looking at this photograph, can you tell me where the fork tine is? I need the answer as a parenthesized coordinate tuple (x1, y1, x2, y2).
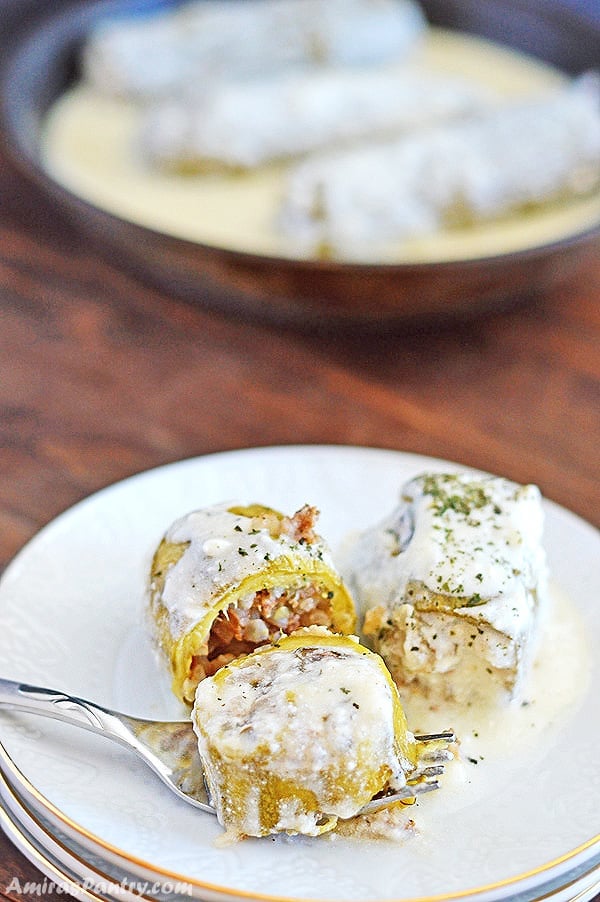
(414, 731, 456, 743)
(408, 765, 444, 780)
(358, 779, 440, 815)
(419, 748, 455, 763)
(355, 731, 456, 817)
(414, 731, 456, 765)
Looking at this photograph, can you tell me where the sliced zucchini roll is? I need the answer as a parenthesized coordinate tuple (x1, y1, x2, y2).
(192, 628, 420, 840)
(149, 503, 355, 702)
(345, 472, 547, 705)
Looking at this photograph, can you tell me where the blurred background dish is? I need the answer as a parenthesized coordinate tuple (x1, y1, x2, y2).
(1, 0, 599, 329)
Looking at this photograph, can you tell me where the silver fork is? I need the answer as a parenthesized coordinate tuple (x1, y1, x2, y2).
(0, 677, 454, 816)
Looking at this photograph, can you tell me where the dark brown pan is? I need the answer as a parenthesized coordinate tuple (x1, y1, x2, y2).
(1, 0, 599, 330)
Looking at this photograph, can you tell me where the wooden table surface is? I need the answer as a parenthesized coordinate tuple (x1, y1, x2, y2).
(0, 0, 599, 899)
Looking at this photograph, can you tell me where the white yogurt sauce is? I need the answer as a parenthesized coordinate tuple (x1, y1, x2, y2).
(159, 504, 335, 639)
(195, 644, 401, 779)
(346, 473, 546, 638)
(193, 637, 411, 834)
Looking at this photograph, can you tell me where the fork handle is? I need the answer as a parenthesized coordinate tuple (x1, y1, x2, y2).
(0, 677, 136, 748)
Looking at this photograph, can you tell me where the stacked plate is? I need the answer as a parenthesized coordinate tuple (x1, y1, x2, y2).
(0, 446, 599, 902)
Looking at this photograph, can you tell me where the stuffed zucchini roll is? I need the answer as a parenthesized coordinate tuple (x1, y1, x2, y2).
(345, 472, 547, 705)
(141, 68, 489, 172)
(83, 0, 425, 101)
(280, 76, 600, 259)
(192, 628, 422, 840)
(149, 503, 355, 702)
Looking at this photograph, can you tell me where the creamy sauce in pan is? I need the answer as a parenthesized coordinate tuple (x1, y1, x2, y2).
(42, 29, 600, 263)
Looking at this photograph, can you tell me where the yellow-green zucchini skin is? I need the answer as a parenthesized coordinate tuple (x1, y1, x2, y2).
(148, 503, 356, 702)
(192, 628, 418, 840)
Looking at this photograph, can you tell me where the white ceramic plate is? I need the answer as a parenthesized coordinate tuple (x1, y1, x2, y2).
(0, 767, 138, 902)
(0, 446, 599, 902)
(1, 758, 599, 902)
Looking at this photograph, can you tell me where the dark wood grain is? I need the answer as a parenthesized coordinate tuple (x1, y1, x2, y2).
(0, 0, 599, 899)
(3, 0, 599, 329)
